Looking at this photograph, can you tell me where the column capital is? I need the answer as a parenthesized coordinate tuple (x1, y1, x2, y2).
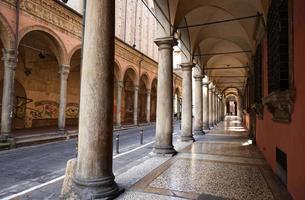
(202, 80, 210, 86)
(2, 48, 17, 70)
(193, 75, 204, 81)
(59, 64, 70, 77)
(180, 62, 195, 71)
(154, 37, 178, 49)
(117, 81, 124, 88)
(146, 89, 151, 94)
(134, 85, 139, 91)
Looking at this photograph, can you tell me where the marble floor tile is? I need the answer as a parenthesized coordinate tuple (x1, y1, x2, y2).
(117, 191, 187, 200)
(149, 159, 274, 200)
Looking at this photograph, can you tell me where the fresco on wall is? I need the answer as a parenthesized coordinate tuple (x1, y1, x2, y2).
(24, 101, 79, 128)
(66, 103, 79, 118)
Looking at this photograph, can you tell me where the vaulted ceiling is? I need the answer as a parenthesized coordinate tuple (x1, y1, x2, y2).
(153, 0, 269, 94)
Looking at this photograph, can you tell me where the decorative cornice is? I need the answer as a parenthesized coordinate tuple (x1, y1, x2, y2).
(2, 0, 82, 38)
(262, 90, 296, 123)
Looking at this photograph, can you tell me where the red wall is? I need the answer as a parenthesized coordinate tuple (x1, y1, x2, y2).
(256, 0, 305, 199)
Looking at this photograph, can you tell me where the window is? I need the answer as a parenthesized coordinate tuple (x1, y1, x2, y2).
(267, 0, 289, 93)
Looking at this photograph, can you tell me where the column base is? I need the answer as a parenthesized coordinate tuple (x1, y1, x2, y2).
(202, 125, 210, 130)
(0, 132, 13, 143)
(58, 129, 67, 134)
(60, 159, 124, 200)
(193, 129, 205, 135)
(153, 145, 177, 156)
(180, 135, 195, 142)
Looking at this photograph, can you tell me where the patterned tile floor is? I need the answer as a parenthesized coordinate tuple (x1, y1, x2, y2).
(117, 116, 292, 200)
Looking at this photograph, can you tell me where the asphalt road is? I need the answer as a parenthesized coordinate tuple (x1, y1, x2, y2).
(0, 122, 181, 199)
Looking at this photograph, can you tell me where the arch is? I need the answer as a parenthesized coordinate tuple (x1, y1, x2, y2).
(174, 87, 180, 96)
(139, 73, 150, 89)
(68, 44, 81, 64)
(18, 25, 68, 64)
(122, 67, 137, 124)
(150, 78, 157, 121)
(114, 60, 122, 81)
(222, 87, 241, 95)
(138, 74, 149, 122)
(122, 67, 138, 85)
(0, 12, 14, 49)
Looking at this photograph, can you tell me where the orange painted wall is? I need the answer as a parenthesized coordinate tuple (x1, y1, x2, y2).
(256, 0, 305, 199)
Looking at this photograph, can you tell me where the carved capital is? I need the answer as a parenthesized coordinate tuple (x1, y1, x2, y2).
(154, 37, 178, 49)
(117, 81, 124, 88)
(59, 64, 70, 78)
(193, 75, 204, 81)
(2, 49, 17, 70)
(262, 90, 296, 123)
(180, 62, 194, 71)
(251, 102, 264, 120)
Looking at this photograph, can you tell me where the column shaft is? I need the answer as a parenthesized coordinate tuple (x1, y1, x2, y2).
(1, 49, 17, 140)
(63, 0, 121, 198)
(146, 90, 151, 123)
(116, 81, 123, 126)
(58, 65, 70, 132)
(133, 86, 139, 126)
(181, 63, 195, 141)
(238, 95, 243, 120)
(208, 85, 213, 128)
(193, 75, 204, 135)
(153, 37, 177, 155)
(177, 97, 181, 120)
(214, 91, 217, 125)
(202, 81, 209, 130)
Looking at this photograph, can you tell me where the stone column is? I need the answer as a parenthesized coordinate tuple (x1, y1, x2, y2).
(133, 86, 139, 126)
(116, 81, 123, 127)
(61, 0, 121, 199)
(193, 75, 204, 135)
(216, 94, 219, 123)
(173, 96, 176, 120)
(177, 97, 181, 120)
(213, 89, 217, 126)
(146, 89, 151, 123)
(58, 64, 70, 132)
(153, 37, 177, 155)
(181, 63, 195, 141)
(1, 49, 17, 140)
(238, 94, 243, 121)
(208, 84, 214, 128)
(202, 80, 209, 130)
(218, 95, 221, 122)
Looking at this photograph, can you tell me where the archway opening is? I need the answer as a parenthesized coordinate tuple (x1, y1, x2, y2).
(139, 74, 149, 123)
(113, 62, 121, 124)
(150, 78, 157, 122)
(122, 68, 137, 124)
(67, 48, 81, 128)
(14, 30, 64, 130)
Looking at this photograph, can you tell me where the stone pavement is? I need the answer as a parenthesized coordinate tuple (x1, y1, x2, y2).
(116, 116, 292, 200)
(5, 117, 292, 199)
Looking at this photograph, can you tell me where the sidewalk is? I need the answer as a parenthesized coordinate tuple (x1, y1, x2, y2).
(0, 122, 156, 150)
(4, 117, 291, 200)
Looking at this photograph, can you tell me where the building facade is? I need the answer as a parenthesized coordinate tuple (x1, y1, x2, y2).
(0, 0, 182, 133)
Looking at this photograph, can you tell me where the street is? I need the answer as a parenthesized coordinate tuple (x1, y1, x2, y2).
(0, 122, 181, 199)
